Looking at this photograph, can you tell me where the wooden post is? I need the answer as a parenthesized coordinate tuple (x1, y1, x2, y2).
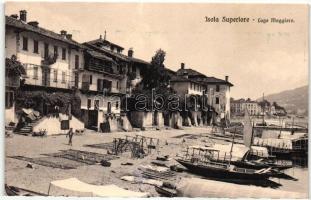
(47, 183, 51, 196)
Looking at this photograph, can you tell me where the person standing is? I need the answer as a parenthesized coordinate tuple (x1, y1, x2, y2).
(67, 128, 74, 146)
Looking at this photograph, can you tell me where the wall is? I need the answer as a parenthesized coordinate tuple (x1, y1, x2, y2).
(188, 82, 205, 95)
(5, 27, 84, 90)
(170, 82, 189, 96)
(207, 84, 230, 119)
(78, 70, 121, 93)
(5, 106, 16, 124)
(79, 93, 121, 114)
(129, 111, 153, 128)
(33, 115, 84, 135)
(5, 27, 17, 58)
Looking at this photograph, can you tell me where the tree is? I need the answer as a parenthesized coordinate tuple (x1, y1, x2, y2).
(6, 55, 26, 77)
(130, 49, 175, 111)
(139, 49, 170, 90)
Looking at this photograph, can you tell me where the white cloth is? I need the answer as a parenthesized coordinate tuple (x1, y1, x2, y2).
(51, 178, 149, 197)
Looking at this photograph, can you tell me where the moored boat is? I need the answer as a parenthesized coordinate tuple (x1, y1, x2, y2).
(176, 158, 272, 180)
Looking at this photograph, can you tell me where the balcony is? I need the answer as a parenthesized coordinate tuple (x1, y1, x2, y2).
(23, 63, 73, 90)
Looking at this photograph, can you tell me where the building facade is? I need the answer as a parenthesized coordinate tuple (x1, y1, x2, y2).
(230, 98, 261, 116)
(175, 63, 233, 120)
(5, 10, 234, 131)
(5, 11, 85, 117)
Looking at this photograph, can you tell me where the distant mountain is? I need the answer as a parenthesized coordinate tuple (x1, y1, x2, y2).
(256, 85, 308, 115)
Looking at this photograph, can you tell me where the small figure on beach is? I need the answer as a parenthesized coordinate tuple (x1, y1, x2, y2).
(67, 128, 74, 146)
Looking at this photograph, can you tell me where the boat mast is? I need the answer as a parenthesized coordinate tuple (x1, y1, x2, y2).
(262, 93, 265, 125)
(228, 127, 236, 167)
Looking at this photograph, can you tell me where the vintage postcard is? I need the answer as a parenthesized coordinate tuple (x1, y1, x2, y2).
(4, 2, 309, 198)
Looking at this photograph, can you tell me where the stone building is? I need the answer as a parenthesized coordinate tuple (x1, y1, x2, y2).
(174, 63, 233, 120)
(5, 10, 85, 134)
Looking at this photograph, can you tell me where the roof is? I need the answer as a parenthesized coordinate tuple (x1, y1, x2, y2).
(84, 43, 129, 62)
(86, 50, 114, 62)
(176, 67, 233, 86)
(245, 98, 257, 103)
(170, 74, 203, 85)
(192, 76, 234, 87)
(128, 57, 150, 65)
(176, 68, 206, 77)
(231, 98, 245, 103)
(84, 42, 150, 65)
(5, 16, 84, 49)
(86, 38, 124, 50)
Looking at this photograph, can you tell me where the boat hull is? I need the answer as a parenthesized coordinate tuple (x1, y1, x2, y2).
(176, 159, 270, 180)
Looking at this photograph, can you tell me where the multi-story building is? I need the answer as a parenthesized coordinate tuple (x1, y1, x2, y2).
(5, 11, 84, 115)
(175, 63, 233, 120)
(230, 98, 245, 115)
(170, 64, 207, 97)
(79, 36, 150, 131)
(231, 98, 261, 116)
(244, 98, 261, 115)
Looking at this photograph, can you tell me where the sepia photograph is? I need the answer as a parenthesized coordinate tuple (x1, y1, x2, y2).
(4, 2, 309, 198)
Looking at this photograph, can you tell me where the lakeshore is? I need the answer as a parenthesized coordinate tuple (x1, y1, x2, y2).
(5, 127, 308, 197)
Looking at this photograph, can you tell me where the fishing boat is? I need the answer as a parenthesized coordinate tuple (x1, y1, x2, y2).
(230, 158, 292, 170)
(176, 143, 275, 181)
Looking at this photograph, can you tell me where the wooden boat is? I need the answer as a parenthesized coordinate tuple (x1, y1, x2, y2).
(176, 158, 272, 180)
(177, 108, 291, 181)
(155, 186, 177, 197)
(231, 159, 292, 170)
(5, 184, 47, 196)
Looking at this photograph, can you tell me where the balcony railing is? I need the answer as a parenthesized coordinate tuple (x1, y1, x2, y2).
(23, 63, 74, 90)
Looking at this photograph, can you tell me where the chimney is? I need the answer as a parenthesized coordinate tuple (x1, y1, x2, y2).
(60, 30, 67, 36)
(10, 14, 18, 19)
(128, 48, 133, 57)
(181, 63, 185, 69)
(28, 21, 39, 27)
(225, 76, 229, 82)
(66, 34, 72, 40)
(19, 10, 27, 22)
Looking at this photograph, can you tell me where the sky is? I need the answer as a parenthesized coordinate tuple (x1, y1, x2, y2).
(5, 3, 309, 99)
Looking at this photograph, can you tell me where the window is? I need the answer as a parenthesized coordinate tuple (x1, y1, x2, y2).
(22, 37, 28, 51)
(54, 46, 58, 58)
(116, 81, 119, 89)
(62, 48, 66, 60)
(33, 40, 39, 54)
(87, 99, 91, 109)
(116, 101, 119, 109)
(215, 97, 219, 104)
(74, 72, 79, 87)
(44, 43, 49, 58)
(53, 69, 58, 82)
(89, 75, 92, 84)
(33, 66, 38, 79)
(61, 71, 66, 83)
(216, 85, 220, 92)
(94, 100, 99, 110)
(5, 91, 14, 108)
(75, 55, 79, 69)
(107, 102, 111, 113)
